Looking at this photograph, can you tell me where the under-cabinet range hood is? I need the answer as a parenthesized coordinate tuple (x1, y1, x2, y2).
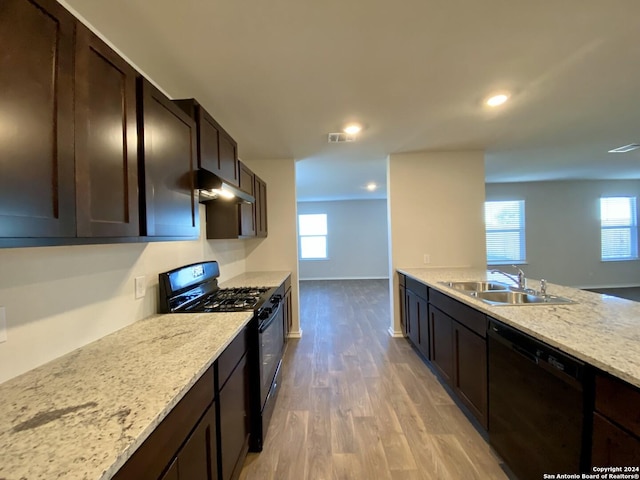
(196, 169, 254, 204)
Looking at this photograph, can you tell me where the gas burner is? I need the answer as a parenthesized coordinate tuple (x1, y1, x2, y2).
(204, 296, 259, 311)
(216, 287, 269, 298)
(197, 286, 270, 312)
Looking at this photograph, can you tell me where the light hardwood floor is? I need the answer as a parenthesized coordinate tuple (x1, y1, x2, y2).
(239, 279, 509, 480)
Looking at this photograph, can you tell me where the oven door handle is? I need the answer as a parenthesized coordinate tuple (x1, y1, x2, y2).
(259, 300, 283, 333)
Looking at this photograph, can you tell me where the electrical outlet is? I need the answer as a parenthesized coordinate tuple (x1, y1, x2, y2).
(0, 307, 6, 343)
(135, 276, 146, 299)
(423, 254, 431, 264)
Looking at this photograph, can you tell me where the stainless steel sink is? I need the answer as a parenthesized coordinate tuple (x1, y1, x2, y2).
(471, 290, 576, 306)
(440, 280, 576, 306)
(441, 281, 510, 292)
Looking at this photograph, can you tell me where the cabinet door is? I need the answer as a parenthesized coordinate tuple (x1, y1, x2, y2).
(592, 412, 640, 467)
(453, 322, 488, 428)
(417, 295, 429, 358)
(399, 284, 407, 335)
(219, 354, 250, 480)
(139, 79, 199, 237)
(159, 459, 179, 480)
(0, 0, 76, 238)
(407, 290, 428, 356)
(254, 175, 268, 237)
(283, 288, 292, 340)
(218, 131, 239, 187)
(429, 305, 454, 385)
(238, 162, 255, 237)
(197, 106, 220, 174)
(75, 24, 139, 237)
(406, 290, 419, 346)
(177, 402, 218, 480)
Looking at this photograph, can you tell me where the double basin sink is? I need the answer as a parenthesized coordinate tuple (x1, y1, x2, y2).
(440, 281, 576, 306)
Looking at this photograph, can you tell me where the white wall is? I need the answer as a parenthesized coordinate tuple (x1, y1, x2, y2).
(297, 199, 389, 280)
(388, 151, 487, 335)
(244, 158, 301, 336)
(486, 180, 640, 288)
(0, 206, 247, 383)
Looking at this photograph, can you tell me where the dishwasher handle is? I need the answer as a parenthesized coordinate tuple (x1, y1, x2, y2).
(488, 319, 584, 387)
(512, 343, 539, 365)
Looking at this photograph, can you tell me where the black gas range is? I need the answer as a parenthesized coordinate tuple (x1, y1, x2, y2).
(158, 261, 285, 453)
(158, 261, 275, 319)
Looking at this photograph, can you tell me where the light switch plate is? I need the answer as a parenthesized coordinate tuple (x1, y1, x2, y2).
(0, 307, 7, 343)
(135, 276, 146, 299)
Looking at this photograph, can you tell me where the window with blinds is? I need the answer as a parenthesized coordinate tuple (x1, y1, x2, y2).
(298, 213, 328, 259)
(484, 200, 526, 265)
(600, 197, 638, 261)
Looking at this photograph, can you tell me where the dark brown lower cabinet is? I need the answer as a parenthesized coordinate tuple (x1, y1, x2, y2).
(406, 289, 428, 358)
(283, 282, 292, 341)
(398, 275, 407, 335)
(159, 459, 179, 480)
(428, 289, 488, 427)
(429, 305, 454, 385)
(592, 372, 640, 467)
(163, 401, 217, 480)
(113, 366, 215, 480)
(592, 412, 640, 467)
(405, 289, 420, 347)
(114, 324, 252, 480)
(453, 322, 487, 429)
(219, 354, 250, 480)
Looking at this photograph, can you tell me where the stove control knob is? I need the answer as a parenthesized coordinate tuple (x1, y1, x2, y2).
(259, 307, 272, 320)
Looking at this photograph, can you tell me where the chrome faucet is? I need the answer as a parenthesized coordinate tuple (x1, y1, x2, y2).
(491, 265, 526, 290)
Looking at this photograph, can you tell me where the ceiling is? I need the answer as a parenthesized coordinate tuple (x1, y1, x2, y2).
(62, 0, 640, 201)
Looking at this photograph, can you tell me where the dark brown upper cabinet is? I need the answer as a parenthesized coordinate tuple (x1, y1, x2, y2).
(138, 79, 199, 238)
(254, 174, 267, 238)
(0, 0, 76, 239)
(75, 24, 139, 237)
(205, 161, 268, 240)
(239, 161, 256, 237)
(174, 99, 239, 187)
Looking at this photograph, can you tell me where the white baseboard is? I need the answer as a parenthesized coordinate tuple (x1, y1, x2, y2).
(387, 326, 405, 338)
(287, 329, 303, 339)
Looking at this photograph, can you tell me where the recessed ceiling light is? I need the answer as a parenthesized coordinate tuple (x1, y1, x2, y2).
(608, 143, 640, 153)
(485, 93, 510, 107)
(366, 182, 377, 191)
(344, 123, 362, 135)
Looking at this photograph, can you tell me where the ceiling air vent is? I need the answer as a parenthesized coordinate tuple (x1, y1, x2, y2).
(328, 132, 357, 143)
(608, 143, 640, 153)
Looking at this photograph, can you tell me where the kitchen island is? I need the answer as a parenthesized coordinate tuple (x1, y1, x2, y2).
(399, 267, 640, 388)
(0, 270, 290, 480)
(399, 267, 640, 476)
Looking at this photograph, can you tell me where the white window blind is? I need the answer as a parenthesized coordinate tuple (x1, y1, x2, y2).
(485, 200, 526, 265)
(299, 214, 328, 259)
(600, 197, 638, 261)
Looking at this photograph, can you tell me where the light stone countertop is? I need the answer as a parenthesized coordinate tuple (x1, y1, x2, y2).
(219, 270, 291, 290)
(0, 269, 292, 480)
(398, 267, 640, 389)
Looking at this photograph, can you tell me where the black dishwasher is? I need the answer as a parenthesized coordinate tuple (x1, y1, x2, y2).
(488, 319, 586, 480)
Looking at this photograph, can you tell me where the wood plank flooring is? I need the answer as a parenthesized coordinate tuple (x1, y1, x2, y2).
(239, 279, 509, 480)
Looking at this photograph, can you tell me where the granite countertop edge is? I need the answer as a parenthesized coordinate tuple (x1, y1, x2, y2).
(397, 267, 640, 389)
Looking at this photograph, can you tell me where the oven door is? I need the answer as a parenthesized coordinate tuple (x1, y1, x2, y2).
(258, 299, 284, 409)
